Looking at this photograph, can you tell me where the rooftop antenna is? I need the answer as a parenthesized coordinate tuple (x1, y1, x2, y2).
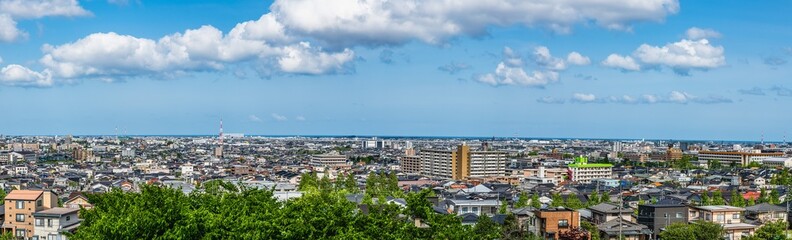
(761, 132, 764, 145)
(219, 118, 224, 158)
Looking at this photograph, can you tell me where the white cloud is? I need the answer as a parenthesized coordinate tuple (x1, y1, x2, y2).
(633, 39, 725, 74)
(278, 42, 355, 74)
(601, 54, 640, 71)
(249, 114, 262, 122)
(566, 52, 591, 66)
(476, 47, 561, 87)
(0, 0, 90, 19)
(539, 91, 731, 104)
(0, 14, 24, 42)
(271, 0, 679, 47)
(271, 113, 287, 121)
(296, 116, 306, 121)
(534, 46, 566, 71)
(685, 27, 721, 40)
(572, 93, 597, 102)
(38, 24, 353, 80)
(0, 64, 53, 87)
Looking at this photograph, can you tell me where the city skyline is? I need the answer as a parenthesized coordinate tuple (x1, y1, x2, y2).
(0, 0, 791, 141)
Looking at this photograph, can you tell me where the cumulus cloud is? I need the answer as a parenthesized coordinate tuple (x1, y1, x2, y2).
(603, 28, 726, 75)
(0, 0, 90, 42)
(0, 64, 53, 87)
(685, 27, 721, 40)
(278, 42, 355, 74)
(271, 0, 679, 47)
(601, 54, 640, 71)
(476, 47, 559, 87)
(271, 113, 287, 121)
(37, 23, 353, 80)
(566, 52, 591, 66)
(633, 39, 725, 75)
(539, 91, 732, 104)
(437, 62, 471, 74)
(534, 46, 566, 71)
(0, 14, 23, 42)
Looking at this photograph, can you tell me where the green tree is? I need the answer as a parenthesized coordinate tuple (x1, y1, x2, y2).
(530, 193, 542, 209)
(298, 172, 318, 191)
(701, 192, 712, 205)
(515, 192, 529, 208)
(473, 215, 501, 240)
(589, 191, 601, 206)
(744, 220, 787, 240)
(499, 200, 509, 214)
(659, 221, 725, 240)
(0, 188, 6, 201)
(769, 188, 780, 204)
(581, 221, 601, 240)
(551, 193, 564, 207)
(748, 197, 756, 206)
(730, 189, 745, 207)
(600, 192, 611, 203)
(565, 193, 585, 210)
(711, 190, 726, 205)
(759, 188, 769, 204)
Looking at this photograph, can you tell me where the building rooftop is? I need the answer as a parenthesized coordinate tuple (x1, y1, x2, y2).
(693, 205, 745, 212)
(4, 190, 43, 201)
(33, 207, 79, 217)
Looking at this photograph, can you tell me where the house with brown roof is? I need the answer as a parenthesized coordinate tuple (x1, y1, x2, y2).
(3, 190, 58, 239)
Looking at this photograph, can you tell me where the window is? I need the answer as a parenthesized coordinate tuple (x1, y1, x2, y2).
(47, 219, 52, 227)
(37, 199, 42, 207)
(16, 201, 24, 209)
(15, 229, 25, 237)
(16, 214, 24, 222)
(66, 216, 71, 221)
(35, 219, 44, 226)
(472, 207, 478, 213)
(717, 215, 724, 221)
(462, 207, 468, 212)
(558, 219, 569, 227)
(732, 213, 739, 219)
(676, 212, 683, 218)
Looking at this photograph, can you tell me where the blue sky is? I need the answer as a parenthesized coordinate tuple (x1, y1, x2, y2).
(0, 0, 790, 141)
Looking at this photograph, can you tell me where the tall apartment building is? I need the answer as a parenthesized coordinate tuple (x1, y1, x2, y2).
(310, 151, 348, 167)
(420, 144, 506, 180)
(567, 156, 613, 183)
(399, 155, 422, 174)
(4, 190, 58, 239)
(698, 151, 783, 166)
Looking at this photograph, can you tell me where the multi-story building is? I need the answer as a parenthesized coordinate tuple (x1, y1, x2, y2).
(567, 156, 613, 183)
(310, 152, 348, 167)
(531, 207, 581, 240)
(399, 155, 422, 174)
(588, 203, 632, 224)
(688, 205, 757, 240)
(761, 157, 792, 168)
(523, 167, 568, 185)
(441, 199, 500, 216)
(420, 144, 507, 180)
(32, 207, 81, 240)
(744, 203, 787, 225)
(4, 190, 59, 239)
(698, 151, 783, 166)
(636, 200, 688, 239)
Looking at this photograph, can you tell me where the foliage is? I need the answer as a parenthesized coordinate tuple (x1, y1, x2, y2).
(558, 227, 589, 240)
(72, 182, 502, 240)
(770, 168, 792, 186)
(769, 188, 780, 204)
(500, 200, 509, 214)
(744, 220, 787, 240)
(659, 220, 725, 240)
(581, 221, 600, 240)
(746, 161, 763, 168)
(565, 193, 585, 210)
(701, 192, 712, 205)
(530, 193, 542, 209)
(711, 190, 726, 205)
(515, 192, 529, 208)
(730, 189, 746, 207)
(588, 191, 601, 206)
(759, 188, 769, 204)
(551, 192, 564, 207)
(365, 172, 403, 199)
(0, 188, 6, 201)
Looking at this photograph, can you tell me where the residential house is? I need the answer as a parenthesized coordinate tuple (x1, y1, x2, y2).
(32, 207, 81, 240)
(596, 219, 652, 240)
(442, 199, 500, 216)
(3, 190, 58, 239)
(636, 200, 688, 239)
(532, 207, 581, 240)
(588, 203, 632, 224)
(744, 203, 787, 225)
(688, 205, 757, 240)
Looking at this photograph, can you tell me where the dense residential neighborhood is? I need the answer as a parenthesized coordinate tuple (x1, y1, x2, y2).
(0, 135, 791, 239)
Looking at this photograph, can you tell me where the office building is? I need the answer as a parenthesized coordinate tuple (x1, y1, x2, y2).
(399, 155, 422, 174)
(310, 151, 348, 167)
(698, 151, 783, 166)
